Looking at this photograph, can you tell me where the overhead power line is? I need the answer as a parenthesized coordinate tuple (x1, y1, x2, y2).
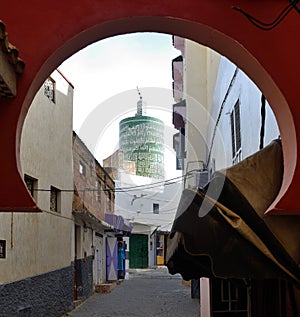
(33, 173, 193, 194)
(232, 1, 299, 31)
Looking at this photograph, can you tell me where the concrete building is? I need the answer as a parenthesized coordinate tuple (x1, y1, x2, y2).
(104, 148, 182, 269)
(172, 36, 280, 183)
(118, 171, 182, 268)
(172, 36, 220, 185)
(206, 56, 280, 173)
(103, 148, 136, 180)
(0, 70, 74, 316)
(0, 69, 122, 316)
(72, 131, 116, 300)
(169, 37, 299, 316)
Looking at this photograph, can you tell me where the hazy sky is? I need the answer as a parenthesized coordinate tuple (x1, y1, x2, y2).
(59, 32, 182, 179)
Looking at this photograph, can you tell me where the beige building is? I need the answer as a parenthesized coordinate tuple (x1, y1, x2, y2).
(0, 70, 75, 316)
(172, 37, 220, 188)
(103, 149, 136, 180)
(171, 38, 221, 316)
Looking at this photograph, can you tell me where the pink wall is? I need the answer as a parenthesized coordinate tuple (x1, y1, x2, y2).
(200, 278, 211, 316)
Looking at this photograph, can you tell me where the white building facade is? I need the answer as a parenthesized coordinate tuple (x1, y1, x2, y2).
(114, 171, 182, 268)
(103, 95, 182, 270)
(171, 36, 280, 316)
(206, 56, 280, 175)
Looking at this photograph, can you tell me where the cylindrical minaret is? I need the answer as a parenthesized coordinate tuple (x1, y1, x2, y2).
(119, 90, 164, 179)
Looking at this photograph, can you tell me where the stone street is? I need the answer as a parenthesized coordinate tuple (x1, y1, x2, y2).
(66, 267, 200, 317)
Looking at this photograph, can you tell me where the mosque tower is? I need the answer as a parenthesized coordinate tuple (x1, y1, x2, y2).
(119, 88, 164, 179)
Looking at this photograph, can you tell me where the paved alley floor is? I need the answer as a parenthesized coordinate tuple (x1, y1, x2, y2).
(66, 267, 200, 317)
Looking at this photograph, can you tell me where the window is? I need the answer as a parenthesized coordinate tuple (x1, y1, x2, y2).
(230, 100, 242, 164)
(24, 174, 38, 200)
(44, 77, 55, 103)
(79, 161, 86, 176)
(173, 130, 186, 170)
(97, 181, 101, 203)
(50, 186, 60, 212)
(153, 203, 159, 214)
(0, 240, 6, 259)
(107, 191, 112, 212)
(211, 279, 248, 314)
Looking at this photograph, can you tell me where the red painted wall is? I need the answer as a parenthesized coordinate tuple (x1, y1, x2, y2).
(1, 0, 300, 214)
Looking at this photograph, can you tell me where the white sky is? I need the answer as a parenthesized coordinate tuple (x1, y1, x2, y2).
(59, 32, 182, 179)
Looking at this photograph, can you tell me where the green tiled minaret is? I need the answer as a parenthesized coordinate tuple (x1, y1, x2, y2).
(119, 90, 164, 179)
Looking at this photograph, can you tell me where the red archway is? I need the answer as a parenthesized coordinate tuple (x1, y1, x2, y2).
(1, 1, 300, 214)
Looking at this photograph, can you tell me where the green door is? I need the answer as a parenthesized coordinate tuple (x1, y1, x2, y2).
(129, 234, 148, 268)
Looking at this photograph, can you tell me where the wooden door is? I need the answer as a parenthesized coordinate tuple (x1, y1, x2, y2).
(129, 234, 148, 268)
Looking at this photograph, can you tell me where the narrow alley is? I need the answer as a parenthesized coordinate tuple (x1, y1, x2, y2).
(66, 267, 200, 317)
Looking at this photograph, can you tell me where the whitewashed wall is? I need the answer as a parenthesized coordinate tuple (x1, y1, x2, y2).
(115, 171, 182, 232)
(207, 56, 280, 173)
(0, 70, 74, 283)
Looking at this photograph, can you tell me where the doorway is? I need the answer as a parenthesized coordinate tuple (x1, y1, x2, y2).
(129, 234, 148, 268)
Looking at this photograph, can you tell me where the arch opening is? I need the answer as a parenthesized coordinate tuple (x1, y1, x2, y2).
(2, 3, 300, 315)
(19, 16, 296, 215)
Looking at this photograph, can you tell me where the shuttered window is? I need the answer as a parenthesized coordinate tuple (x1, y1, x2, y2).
(230, 100, 242, 164)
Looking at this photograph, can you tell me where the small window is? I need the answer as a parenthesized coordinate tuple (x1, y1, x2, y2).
(153, 203, 159, 214)
(97, 181, 101, 203)
(107, 191, 112, 212)
(79, 161, 86, 176)
(44, 77, 55, 103)
(24, 174, 38, 200)
(230, 100, 242, 164)
(50, 186, 60, 212)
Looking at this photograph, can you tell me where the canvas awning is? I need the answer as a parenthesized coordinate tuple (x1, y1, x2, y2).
(72, 209, 114, 232)
(166, 140, 300, 286)
(105, 213, 133, 236)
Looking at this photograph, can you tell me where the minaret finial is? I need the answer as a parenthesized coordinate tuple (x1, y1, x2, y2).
(137, 86, 142, 100)
(136, 86, 143, 116)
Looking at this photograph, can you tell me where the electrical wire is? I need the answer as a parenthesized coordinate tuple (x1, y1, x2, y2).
(259, 94, 266, 150)
(122, 207, 178, 214)
(114, 174, 185, 191)
(232, 1, 298, 31)
(33, 173, 190, 194)
(206, 67, 238, 166)
(76, 174, 187, 193)
(137, 197, 179, 204)
(131, 217, 175, 224)
(289, 0, 300, 13)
